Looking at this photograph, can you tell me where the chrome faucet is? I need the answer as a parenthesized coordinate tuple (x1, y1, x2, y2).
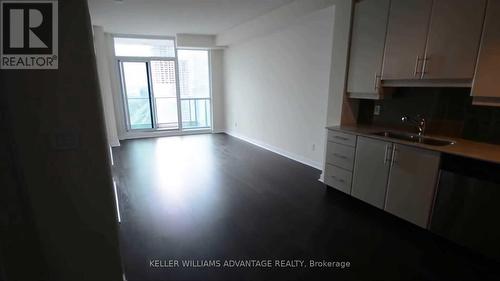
(401, 115, 426, 136)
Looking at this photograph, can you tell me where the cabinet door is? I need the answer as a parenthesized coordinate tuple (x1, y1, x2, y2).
(351, 137, 392, 209)
(324, 164, 353, 194)
(422, 0, 487, 80)
(381, 0, 433, 80)
(472, 0, 500, 98)
(385, 144, 440, 228)
(347, 0, 390, 95)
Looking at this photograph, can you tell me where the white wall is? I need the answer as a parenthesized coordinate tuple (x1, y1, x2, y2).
(216, 0, 338, 46)
(210, 50, 226, 133)
(93, 26, 120, 147)
(223, 6, 335, 169)
(177, 34, 219, 49)
(104, 33, 129, 139)
(325, 0, 352, 126)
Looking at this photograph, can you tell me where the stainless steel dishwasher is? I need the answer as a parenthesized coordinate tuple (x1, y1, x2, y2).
(430, 154, 500, 261)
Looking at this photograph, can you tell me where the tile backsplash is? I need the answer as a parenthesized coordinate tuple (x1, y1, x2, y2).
(357, 87, 500, 144)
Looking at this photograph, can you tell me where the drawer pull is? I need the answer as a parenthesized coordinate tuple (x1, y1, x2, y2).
(333, 153, 348, 159)
(331, 175, 346, 183)
(334, 136, 349, 141)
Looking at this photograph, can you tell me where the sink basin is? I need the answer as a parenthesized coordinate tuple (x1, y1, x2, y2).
(372, 131, 455, 146)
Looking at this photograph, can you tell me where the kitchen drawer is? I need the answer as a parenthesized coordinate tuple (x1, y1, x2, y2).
(327, 130, 357, 147)
(324, 164, 352, 194)
(326, 141, 356, 171)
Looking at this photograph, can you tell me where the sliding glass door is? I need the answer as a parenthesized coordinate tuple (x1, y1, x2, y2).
(121, 61, 154, 130)
(120, 60, 180, 130)
(115, 37, 211, 133)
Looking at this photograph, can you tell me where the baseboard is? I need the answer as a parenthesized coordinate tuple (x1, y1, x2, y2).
(224, 130, 322, 170)
(118, 129, 212, 140)
(110, 139, 121, 147)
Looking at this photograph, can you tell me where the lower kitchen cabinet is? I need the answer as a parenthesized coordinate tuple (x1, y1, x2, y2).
(324, 130, 442, 229)
(324, 164, 353, 194)
(351, 137, 392, 209)
(384, 144, 441, 228)
(324, 130, 357, 194)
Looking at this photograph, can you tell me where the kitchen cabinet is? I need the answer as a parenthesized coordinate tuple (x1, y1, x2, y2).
(326, 130, 356, 147)
(384, 144, 441, 228)
(323, 130, 357, 194)
(324, 163, 353, 194)
(351, 137, 392, 209)
(423, 0, 486, 80)
(346, 0, 391, 98)
(381, 0, 433, 80)
(472, 0, 500, 101)
(381, 0, 486, 82)
(326, 142, 355, 171)
(324, 130, 442, 229)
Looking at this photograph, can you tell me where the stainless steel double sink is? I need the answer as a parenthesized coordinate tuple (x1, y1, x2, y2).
(371, 131, 455, 146)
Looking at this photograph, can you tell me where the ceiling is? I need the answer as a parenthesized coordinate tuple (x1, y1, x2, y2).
(87, 0, 294, 36)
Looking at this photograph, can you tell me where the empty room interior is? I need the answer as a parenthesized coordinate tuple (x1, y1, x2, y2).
(2, 0, 500, 280)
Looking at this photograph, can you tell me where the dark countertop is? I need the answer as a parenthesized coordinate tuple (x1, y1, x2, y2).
(327, 125, 500, 165)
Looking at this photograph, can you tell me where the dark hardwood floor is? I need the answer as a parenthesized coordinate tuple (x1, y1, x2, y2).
(112, 133, 500, 281)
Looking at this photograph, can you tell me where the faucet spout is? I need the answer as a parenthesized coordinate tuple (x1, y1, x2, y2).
(401, 115, 426, 136)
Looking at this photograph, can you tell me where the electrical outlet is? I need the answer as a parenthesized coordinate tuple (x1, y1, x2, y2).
(234, 122, 238, 127)
(312, 144, 316, 151)
(374, 105, 381, 116)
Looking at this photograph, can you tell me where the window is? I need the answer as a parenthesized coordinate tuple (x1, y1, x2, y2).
(120, 59, 180, 131)
(178, 50, 211, 129)
(115, 37, 212, 133)
(151, 61, 179, 129)
(114, 37, 176, 58)
(121, 62, 153, 130)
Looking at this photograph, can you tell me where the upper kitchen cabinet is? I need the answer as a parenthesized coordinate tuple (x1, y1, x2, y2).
(381, 0, 487, 83)
(346, 0, 391, 99)
(423, 0, 486, 80)
(472, 0, 500, 104)
(381, 0, 433, 80)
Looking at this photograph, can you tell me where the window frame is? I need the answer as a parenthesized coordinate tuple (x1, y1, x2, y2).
(113, 35, 177, 59)
(177, 48, 213, 130)
(118, 57, 182, 132)
(118, 60, 155, 131)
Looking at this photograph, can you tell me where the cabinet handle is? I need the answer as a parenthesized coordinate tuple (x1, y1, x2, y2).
(391, 147, 398, 167)
(333, 153, 348, 160)
(421, 56, 430, 78)
(334, 136, 349, 141)
(374, 74, 381, 91)
(331, 175, 346, 184)
(414, 56, 422, 77)
(384, 144, 391, 165)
